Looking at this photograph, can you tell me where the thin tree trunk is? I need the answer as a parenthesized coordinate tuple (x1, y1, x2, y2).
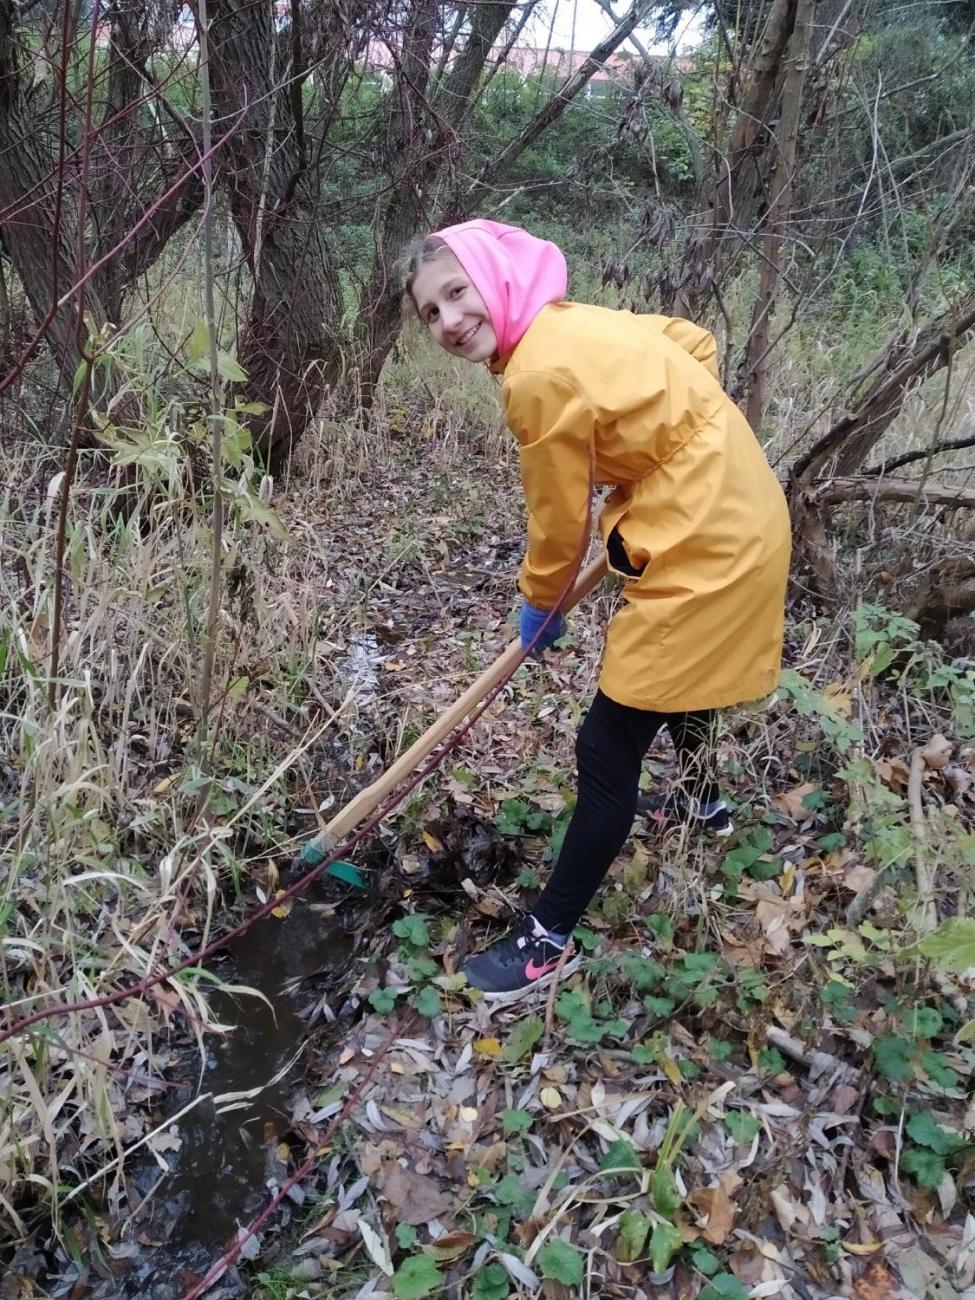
(0, 0, 105, 402)
(353, 0, 516, 407)
(204, 0, 344, 470)
(711, 0, 798, 250)
(744, 0, 813, 431)
(353, 0, 656, 405)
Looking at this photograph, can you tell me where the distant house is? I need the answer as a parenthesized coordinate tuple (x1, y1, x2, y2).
(358, 42, 637, 99)
(501, 46, 638, 99)
(358, 40, 693, 101)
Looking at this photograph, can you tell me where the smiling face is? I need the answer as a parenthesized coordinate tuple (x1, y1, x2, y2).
(410, 250, 498, 363)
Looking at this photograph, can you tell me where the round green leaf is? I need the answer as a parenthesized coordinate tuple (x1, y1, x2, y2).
(723, 1111, 761, 1143)
(412, 985, 442, 1018)
(472, 1261, 510, 1300)
(699, 1274, 750, 1300)
(393, 1253, 441, 1299)
(538, 1239, 584, 1286)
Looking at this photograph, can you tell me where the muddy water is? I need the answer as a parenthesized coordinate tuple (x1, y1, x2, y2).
(117, 887, 357, 1299)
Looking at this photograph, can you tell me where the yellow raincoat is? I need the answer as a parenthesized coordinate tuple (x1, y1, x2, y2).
(494, 301, 791, 712)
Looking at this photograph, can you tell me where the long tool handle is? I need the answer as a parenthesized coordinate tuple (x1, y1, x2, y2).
(302, 554, 608, 864)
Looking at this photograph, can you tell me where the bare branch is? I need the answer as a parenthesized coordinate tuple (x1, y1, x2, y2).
(864, 435, 975, 477)
(808, 476, 975, 509)
(471, 0, 657, 189)
(791, 295, 975, 483)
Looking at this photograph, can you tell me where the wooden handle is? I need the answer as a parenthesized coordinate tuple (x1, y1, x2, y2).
(320, 554, 608, 849)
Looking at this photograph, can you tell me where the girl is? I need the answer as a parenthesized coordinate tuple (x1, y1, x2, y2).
(404, 220, 790, 1006)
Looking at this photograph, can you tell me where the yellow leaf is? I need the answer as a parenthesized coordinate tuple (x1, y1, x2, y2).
(843, 1240, 884, 1255)
(271, 889, 292, 919)
(473, 1037, 503, 1058)
(540, 1086, 562, 1109)
(460, 1106, 479, 1122)
(659, 1053, 683, 1086)
(423, 830, 445, 852)
(151, 775, 174, 796)
(276, 1142, 290, 1161)
(824, 682, 853, 717)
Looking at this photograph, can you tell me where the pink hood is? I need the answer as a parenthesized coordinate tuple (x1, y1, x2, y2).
(434, 219, 568, 356)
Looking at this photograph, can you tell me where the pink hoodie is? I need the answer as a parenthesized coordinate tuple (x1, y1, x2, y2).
(434, 219, 568, 357)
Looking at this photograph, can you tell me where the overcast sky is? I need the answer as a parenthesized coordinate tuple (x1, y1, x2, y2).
(521, 1, 703, 53)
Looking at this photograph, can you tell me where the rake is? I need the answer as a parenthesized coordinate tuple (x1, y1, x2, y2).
(296, 555, 609, 885)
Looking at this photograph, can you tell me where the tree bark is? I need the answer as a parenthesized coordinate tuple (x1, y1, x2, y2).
(89, 2, 205, 322)
(711, 0, 798, 249)
(743, 0, 813, 431)
(0, 0, 105, 399)
(808, 476, 975, 509)
(204, 0, 344, 470)
(471, 0, 658, 187)
(351, 0, 444, 407)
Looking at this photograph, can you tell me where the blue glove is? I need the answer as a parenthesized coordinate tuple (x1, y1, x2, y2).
(519, 601, 566, 656)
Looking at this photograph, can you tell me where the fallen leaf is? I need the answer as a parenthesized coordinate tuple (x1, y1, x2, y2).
(755, 898, 795, 957)
(271, 889, 292, 919)
(689, 1176, 738, 1245)
(852, 1258, 899, 1297)
(358, 1220, 394, 1276)
(381, 1166, 453, 1226)
(769, 1185, 798, 1233)
(540, 1087, 562, 1109)
(831, 1085, 860, 1115)
(429, 1229, 477, 1262)
(771, 782, 818, 819)
(843, 863, 877, 893)
(824, 681, 853, 717)
(422, 830, 445, 852)
(473, 1037, 503, 1058)
(874, 757, 909, 794)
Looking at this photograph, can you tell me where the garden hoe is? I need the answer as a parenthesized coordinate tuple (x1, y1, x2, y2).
(296, 555, 609, 887)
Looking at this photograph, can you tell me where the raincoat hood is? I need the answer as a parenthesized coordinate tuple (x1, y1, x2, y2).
(434, 219, 568, 356)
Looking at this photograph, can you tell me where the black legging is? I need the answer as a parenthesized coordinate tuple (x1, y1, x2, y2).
(531, 690, 719, 935)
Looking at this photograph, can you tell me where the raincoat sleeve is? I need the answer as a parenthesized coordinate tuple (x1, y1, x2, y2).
(655, 317, 720, 382)
(502, 370, 594, 610)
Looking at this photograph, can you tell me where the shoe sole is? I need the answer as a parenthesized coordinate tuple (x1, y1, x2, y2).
(476, 954, 583, 1008)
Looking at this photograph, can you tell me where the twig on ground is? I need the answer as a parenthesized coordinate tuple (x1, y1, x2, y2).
(846, 865, 892, 927)
(765, 1024, 856, 1083)
(908, 746, 937, 934)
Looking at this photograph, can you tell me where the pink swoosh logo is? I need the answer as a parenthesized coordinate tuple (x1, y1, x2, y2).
(525, 957, 561, 980)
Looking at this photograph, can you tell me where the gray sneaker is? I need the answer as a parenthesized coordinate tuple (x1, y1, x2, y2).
(462, 915, 581, 1006)
(638, 791, 733, 837)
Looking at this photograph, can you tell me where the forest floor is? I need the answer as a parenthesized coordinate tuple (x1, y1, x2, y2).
(1, 401, 973, 1300)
